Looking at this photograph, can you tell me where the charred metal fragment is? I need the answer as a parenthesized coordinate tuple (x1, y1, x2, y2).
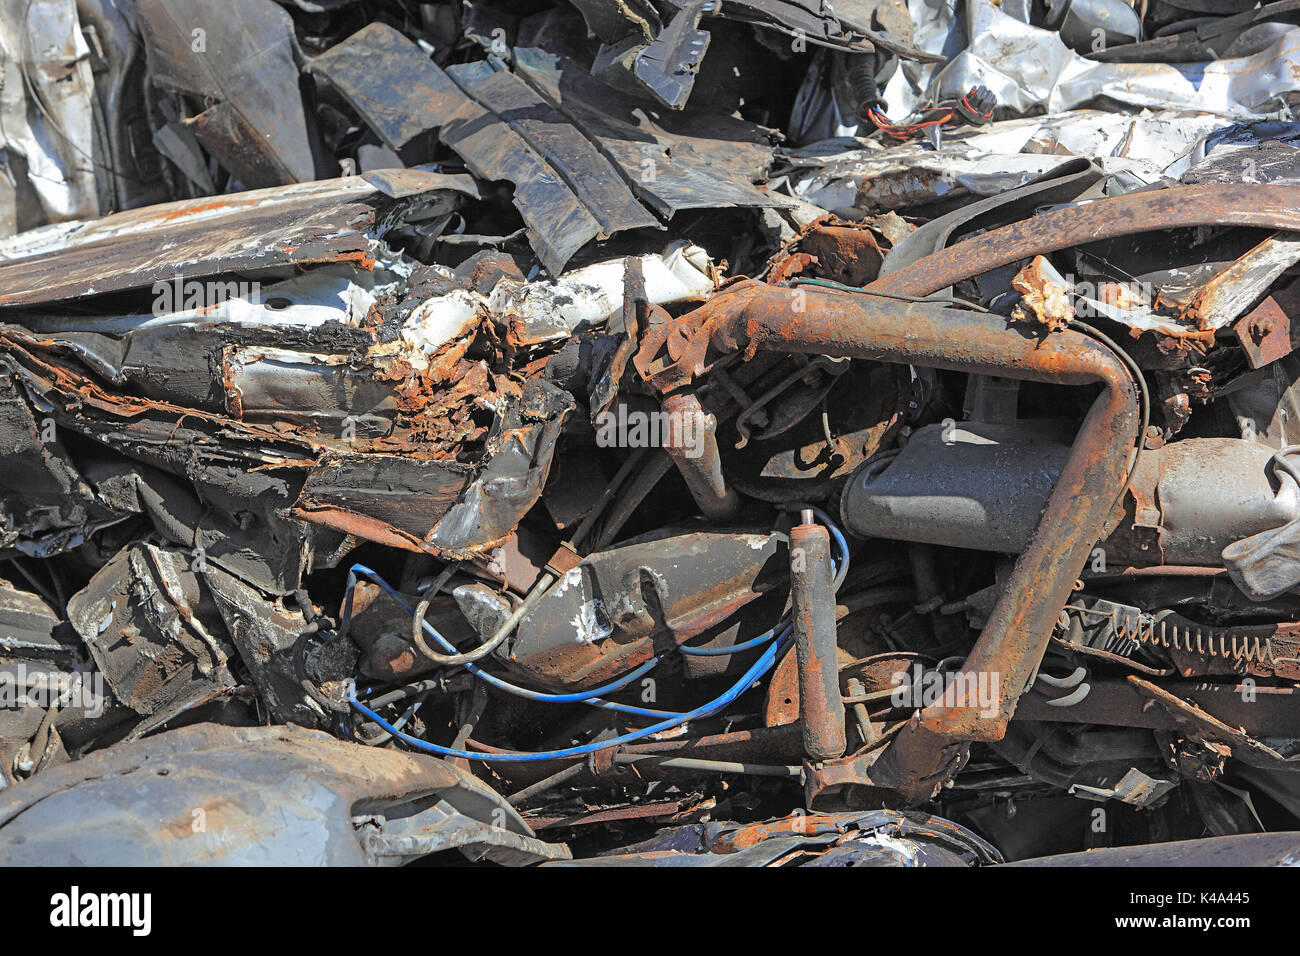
(493, 528, 788, 689)
(296, 378, 575, 559)
(0, 172, 475, 308)
(135, 0, 317, 187)
(306, 23, 445, 153)
(0, 373, 114, 557)
(445, 60, 659, 240)
(65, 543, 236, 719)
(511, 47, 785, 219)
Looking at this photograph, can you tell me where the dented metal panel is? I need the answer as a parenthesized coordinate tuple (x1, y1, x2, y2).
(445, 60, 659, 238)
(0, 172, 474, 307)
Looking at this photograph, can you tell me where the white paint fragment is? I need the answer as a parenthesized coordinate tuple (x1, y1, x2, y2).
(401, 288, 483, 354)
(571, 599, 612, 645)
(488, 241, 717, 344)
(861, 829, 920, 866)
(551, 567, 584, 598)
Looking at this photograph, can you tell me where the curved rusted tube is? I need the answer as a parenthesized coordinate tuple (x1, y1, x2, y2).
(691, 283, 1139, 747)
(869, 183, 1300, 298)
(636, 280, 1140, 800)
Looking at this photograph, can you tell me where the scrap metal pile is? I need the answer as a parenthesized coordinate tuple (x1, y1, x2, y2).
(4, 0, 1300, 866)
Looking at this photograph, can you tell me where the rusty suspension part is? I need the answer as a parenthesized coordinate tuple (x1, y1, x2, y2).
(662, 390, 741, 521)
(790, 511, 846, 761)
(636, 280, 1141, 799)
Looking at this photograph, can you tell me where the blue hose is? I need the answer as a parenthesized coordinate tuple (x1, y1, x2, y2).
(347, 627, 794, 762)
(344, 510, 849, 757)
(344, 565, 679, 717)
(805, 504, 851, 590)
(679, 623, 783, 657)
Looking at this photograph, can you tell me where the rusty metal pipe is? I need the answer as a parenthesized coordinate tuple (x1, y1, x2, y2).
(668, 282, 1139, 756)
(790, 512, 846, 761)
(614, 753, 802, 777)
(662, 390, 740, 521)
(470, 724, 805, 789)
(869, 183, 1300, 298)
(593, 452, 674, 548)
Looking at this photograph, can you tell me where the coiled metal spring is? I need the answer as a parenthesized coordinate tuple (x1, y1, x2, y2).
(1062, 603, 1273, 665)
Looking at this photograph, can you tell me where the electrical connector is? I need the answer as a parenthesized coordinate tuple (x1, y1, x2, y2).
(956, 84, 996, 124)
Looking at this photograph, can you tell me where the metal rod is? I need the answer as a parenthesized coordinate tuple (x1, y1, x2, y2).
(661, 390, 740, 521)
(791, 513, 846, 761)
(614, 754, 802, 777)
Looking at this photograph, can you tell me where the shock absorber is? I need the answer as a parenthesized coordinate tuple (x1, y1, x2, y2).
(790, 509, 846, 761)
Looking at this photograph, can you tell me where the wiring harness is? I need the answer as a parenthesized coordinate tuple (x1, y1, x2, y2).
(332, 508, 850, 762)
(865, 85, 996, 140)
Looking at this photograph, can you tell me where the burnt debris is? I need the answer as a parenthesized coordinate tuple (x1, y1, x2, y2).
(3, 0, 1300, 867)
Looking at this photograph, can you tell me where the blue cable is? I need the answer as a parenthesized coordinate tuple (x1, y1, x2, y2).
(679, 508, 849, 657)
(679, 623, 783, 656)
(804, 504, 851, 590)
(344, 565, 679, 717)
(345, 511, 850, 741)
(347, 627, 794, 762)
